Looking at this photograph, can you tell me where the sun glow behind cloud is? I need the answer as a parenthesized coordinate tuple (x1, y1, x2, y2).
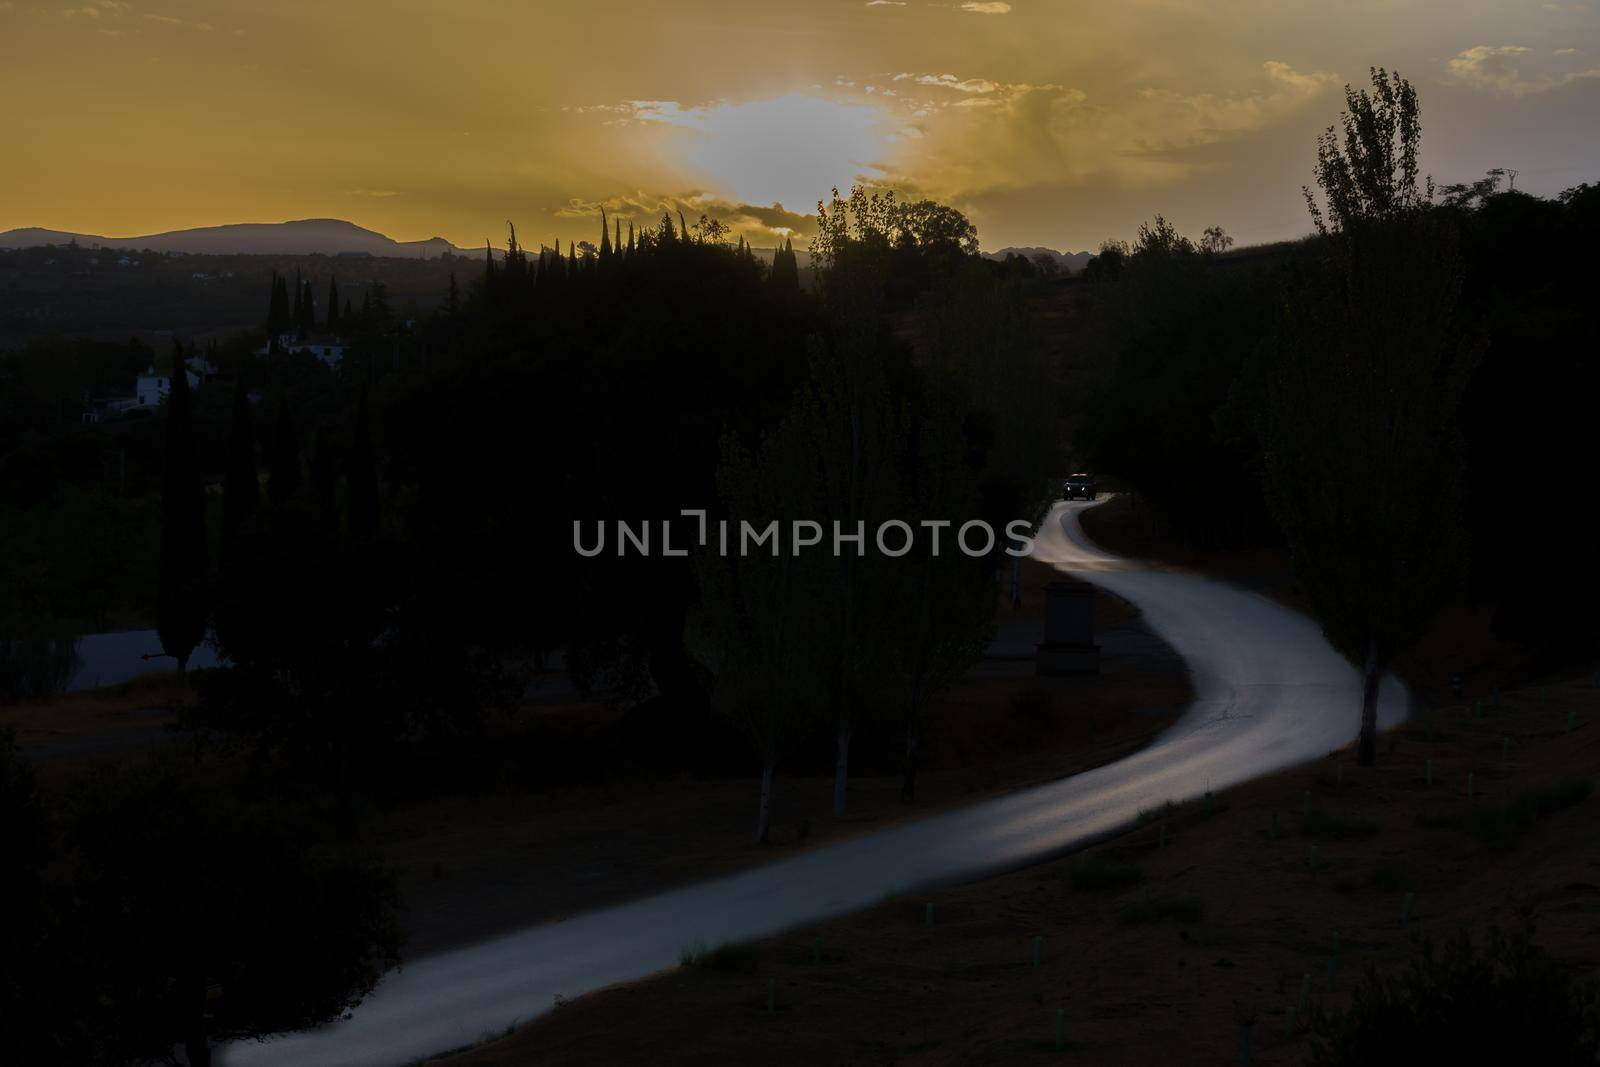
(624, 94, 892, 214)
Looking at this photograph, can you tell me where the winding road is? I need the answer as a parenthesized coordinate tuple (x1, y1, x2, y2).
(222, 499, 1409, 1066)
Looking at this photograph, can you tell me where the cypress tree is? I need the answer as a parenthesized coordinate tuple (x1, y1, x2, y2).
(292, 270, 304, 328)
(627, 223, 635, 256)
(298, 279, 316, 334)
(343, 298, 352, 320)
(266, 271, 289, 334)
(615, 217, 622, 261)
(447, 272, 460, 315)
(156, 342, 208, 676)
(679, 210, 690, 243)
(600, 209, 612, 260)
(267, 395, 301, 507)
(221, 379, 259, 542)
(567, 240, 577, 274)
(326, 277, 340, 331)
(770, 237, 800, 289)
(346, 392, 379, 545)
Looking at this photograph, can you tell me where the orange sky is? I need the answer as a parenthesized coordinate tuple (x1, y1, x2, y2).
(3, 0, 1597, 251)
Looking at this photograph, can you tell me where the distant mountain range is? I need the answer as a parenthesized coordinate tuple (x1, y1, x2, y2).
(0, 218, 476, 259)
(983, 246, 1095, 273)
(0, 219, 1094, 271)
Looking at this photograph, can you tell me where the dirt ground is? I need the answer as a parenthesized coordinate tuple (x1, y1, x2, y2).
(0, 673, 195, 781)
(435, 669, 1600, 1066)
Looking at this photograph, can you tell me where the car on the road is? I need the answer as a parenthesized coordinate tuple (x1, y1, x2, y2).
(1061, 473, 1098, 500)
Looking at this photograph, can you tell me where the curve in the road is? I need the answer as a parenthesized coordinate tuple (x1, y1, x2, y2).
(222, 499, 1408, 1066)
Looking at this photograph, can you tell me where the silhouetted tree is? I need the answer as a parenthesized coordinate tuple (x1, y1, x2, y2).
(769, 237, 801, 289)
(326, 276, 340, 331)
(221, 379, 258, 543)
(1305, 67, 1432, 235)
(298, 279, 316, 335)
(346, 392, 379, 544)
(1082, 239, 1127, 283)
(156, 343, 207, 676)
(267, 396, 301, 507)
(1266, 71, 1473, 766)
(63, 768, 400, 1067)
(266, 272, 290, 335)
(0, 730, 64, 1066)
(1199, 225, 1234, 254)
(893, 199, 980, 255)
(694, 428, 824, 843)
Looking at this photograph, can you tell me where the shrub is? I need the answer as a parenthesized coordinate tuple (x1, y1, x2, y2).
(679, 939, 761, 972)
(1312, 928, 1599, 1066)
(1070, 856, 1144, 892)
(1424, 778, 1591, 849)
(1119, 894, 1202, 924)
(1302, 810, 1379, 840)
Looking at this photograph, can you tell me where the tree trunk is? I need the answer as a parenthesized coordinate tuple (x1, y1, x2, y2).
(1357, 632, 1381, 767)
(756, 763, 774, 844)
(832, 726, 851, 818)
(185, 1033, 211, 1067)
(900, 726, 920, 803)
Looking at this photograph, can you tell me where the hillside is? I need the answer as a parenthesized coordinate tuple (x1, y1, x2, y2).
(0, 241, 466, 344)
(0, 218, 475, 259)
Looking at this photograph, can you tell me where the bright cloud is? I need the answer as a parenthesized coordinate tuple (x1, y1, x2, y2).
(1448, 45, 1536, 94)
(1447, 44, 1600, 96)
(616, 94, 892, 212)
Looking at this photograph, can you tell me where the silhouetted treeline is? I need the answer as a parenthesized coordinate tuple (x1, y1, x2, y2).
(1073, 178, 1600, 656)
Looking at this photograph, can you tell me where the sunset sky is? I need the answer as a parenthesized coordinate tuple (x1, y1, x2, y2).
(3, 0, 1597, 252)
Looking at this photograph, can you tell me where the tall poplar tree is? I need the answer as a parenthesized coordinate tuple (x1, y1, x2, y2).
(1265, 69, 1474, 766)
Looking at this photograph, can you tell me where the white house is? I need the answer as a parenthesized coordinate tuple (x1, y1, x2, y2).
(257, 333, 347, 368)
(132, 366, 201, 409)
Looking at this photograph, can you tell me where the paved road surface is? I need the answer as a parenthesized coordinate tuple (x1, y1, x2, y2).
(221, 499, 1408, 1066)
